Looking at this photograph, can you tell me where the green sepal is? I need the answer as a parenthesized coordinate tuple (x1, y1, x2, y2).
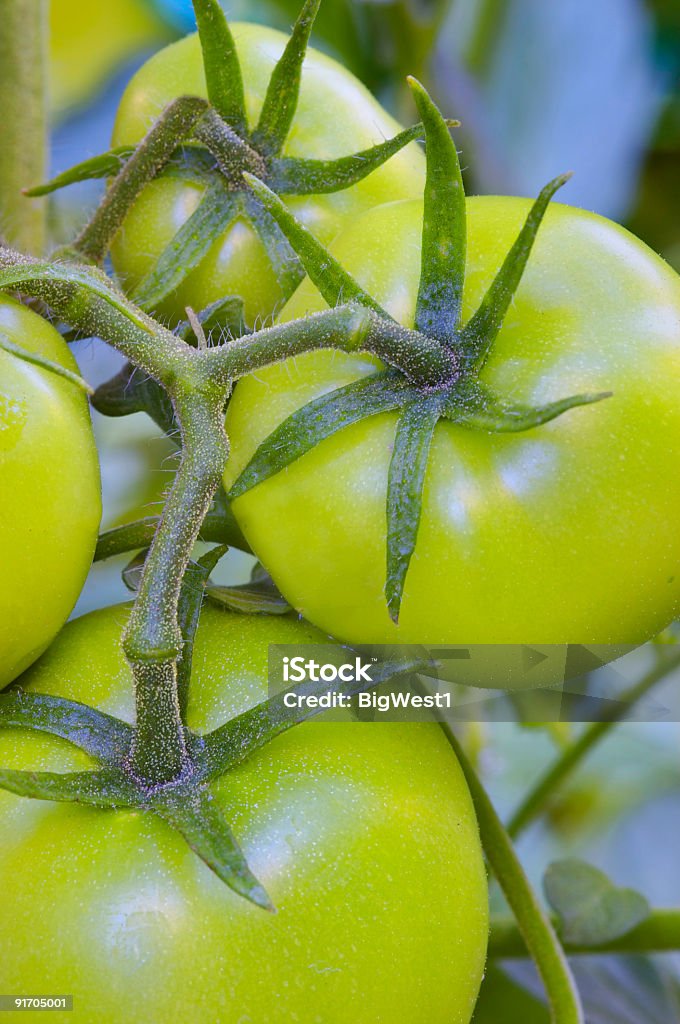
(200, 649, 432, 782)
(385, 396, 442, 622)
(243, 191, 306, 302)
(24, 147, 135, 196)
(229, 372, 410, 500)
(158, 786, 274, 911)
(0, 767, 139, 807)
(267, 121, 445, 195)
(253, 0, 321, 157)
(408, 77, 466, 342)
(175, 295, 250, 344)
(92, 362, 177, 437)
(176, 546, 229, 718)
(442, 380, 612, 433)
(242, 173, 388, 316)
(206, 563, 291, 615)
(0, 692, 132, 765)
(131, 183, 239, 312)
(0, 331, 93, 394)
(192, 0, 247, 136)
(459, 173, 572, 370)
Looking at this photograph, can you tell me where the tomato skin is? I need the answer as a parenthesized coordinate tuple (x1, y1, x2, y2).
(225, 197, 680, 649)
(0, 603, 488, 1024)
(109, 24, 425, 325)
(0, 298, 100, 687)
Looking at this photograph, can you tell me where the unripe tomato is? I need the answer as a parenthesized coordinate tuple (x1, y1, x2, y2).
(109, 23, 424, 325)
(0, 603, 488, 1023)
(225, 198, 680, 649)
(0, 298, 100, 687)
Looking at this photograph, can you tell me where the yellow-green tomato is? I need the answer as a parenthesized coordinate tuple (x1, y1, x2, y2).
(0, 603, 488, 1023)
(0, 298, 100, 687)
(225, 198, 680, 647)
(109, 23, 424, 325)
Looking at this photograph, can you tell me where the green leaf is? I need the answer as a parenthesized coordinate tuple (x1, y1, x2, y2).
(0, 331, 93, 394)
(544, 859, 651, 947)
(131, 183, 239, 312)
(460, 174, 571, 370)
(192, 0, 247, 135)
(242, 173, 387, 315)
(385, 397, 442, 623)
(23, 146, 134, 196)
(0, 692, 132, 765)
(159, 786, 273, 910)
(229, 372, 409, 499)
(176, 546, 228, 717)
(253, 0, 321, 156)
(268, 121, 447, 195)
(408, 77, 466, 342)
(0, 767, 138, 807)
(442, 381, 612, 433)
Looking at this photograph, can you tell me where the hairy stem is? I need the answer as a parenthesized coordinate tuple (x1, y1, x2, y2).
(443, 725, 584, 1024)
(0, 0, 48, 254)
(507, 648, 680, 839)
(71, 96, 208, 264)
(201, 304, 457, 387)
(125, 389, 229, 785)
(489, 909, 680, 958)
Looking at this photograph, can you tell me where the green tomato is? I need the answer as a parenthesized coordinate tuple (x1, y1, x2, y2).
(0, 298, 100, 687)
(225, 198, 680, 648)
(109, 23, 425, 325)
(0, 603, 488, 1023)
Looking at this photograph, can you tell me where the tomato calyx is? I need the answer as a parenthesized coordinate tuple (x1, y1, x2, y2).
(27, 0, 445, 317)
(0, 574, 429, 910)
(232, 79, 613, 621)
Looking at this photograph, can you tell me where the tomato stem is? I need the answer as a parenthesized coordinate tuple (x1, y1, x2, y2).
(489, 908, 680, 959)
(68, 96, 208, 265)
(443, 726, 585, 1024)
(125, 391, 229, 786)
(0, 0, 48, 255)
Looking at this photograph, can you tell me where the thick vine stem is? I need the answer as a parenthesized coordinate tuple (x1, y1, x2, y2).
(0, 248, 195, 385)
(0, 0, 47, 255)
(125, 389, 230, 785)
(199, 303, 458, 388)
(489, 909, 680, 958)
(443, 725, 584, 1024)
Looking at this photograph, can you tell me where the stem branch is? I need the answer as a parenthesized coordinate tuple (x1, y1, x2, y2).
(489, 909, 680, 958)
(507, 648, 680, 839)
(125, 389, 229, 785)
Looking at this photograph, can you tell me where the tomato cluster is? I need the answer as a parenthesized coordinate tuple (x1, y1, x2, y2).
(1, 2, 679, 1022)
